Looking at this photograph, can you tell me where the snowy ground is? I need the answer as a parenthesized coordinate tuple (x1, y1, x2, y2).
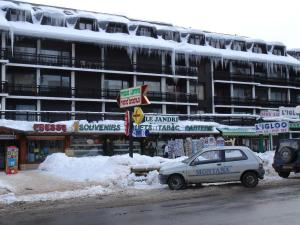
(0, 151, 277, 204)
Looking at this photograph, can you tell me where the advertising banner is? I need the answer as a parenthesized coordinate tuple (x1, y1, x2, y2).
(255, 121, 289, 134)
(6, 146, 18, 175)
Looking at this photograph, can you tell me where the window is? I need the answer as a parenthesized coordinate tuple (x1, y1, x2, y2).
(231, 62, 251, 75)
(270, 89, 287, 102)
(41, 74, 70, 87)
(225, 149, 247, 162)
(192, 150, 222, 165)
(233, 85, 252, 99)
(231, 40, 246, 51)
(41, 15, 65, 27)
(252, 43, 267, 54)
(137, 80, 161, 92)
(6, 8, 32, 22)
(136, 25, 157, 38)
(158, 30, 181, 42)
(104, 79, 129, 90)
(106, 22, 129, 34)
(273, 46, 285, 56)
(188, 34, 205, 46)
(16, 104, 36, 121)
(207, 37, 225, 49)
(27, 140, 64, 163)
(75, 18, 98, 31)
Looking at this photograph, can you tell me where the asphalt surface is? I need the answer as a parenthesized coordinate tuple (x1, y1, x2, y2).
(1, 179, 300, 225)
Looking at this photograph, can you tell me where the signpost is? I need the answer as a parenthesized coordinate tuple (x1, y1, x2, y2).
(117, 85, 150, 157)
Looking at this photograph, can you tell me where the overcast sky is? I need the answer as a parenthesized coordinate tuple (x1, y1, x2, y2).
(23, 0, 300, 49)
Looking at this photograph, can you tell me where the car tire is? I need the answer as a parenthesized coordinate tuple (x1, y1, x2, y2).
(241, 172, 259, 188)
(167, 174, 186, 190)
(278, 147, 296, 163)
(278, 171, 290, 178)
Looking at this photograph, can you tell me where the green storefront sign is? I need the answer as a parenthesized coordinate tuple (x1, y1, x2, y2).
(289, 122, 300, 130)
(77, 123, 121, 132)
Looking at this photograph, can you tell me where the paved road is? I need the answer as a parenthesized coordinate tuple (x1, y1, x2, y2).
(1, 180, 300, 225)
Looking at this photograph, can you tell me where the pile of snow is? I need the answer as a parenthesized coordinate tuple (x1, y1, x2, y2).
(39, 153, 186, 188)
(256, 151, 277, 179)
(0, 180, 13, 192)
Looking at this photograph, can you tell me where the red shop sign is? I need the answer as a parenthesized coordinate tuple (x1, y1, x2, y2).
(33, 123, 67, 133)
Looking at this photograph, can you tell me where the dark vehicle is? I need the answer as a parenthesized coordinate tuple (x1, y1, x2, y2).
(273, 139, 300, 178)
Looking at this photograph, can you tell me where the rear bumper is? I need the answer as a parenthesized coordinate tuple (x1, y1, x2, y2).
(272, 163, 300, 173)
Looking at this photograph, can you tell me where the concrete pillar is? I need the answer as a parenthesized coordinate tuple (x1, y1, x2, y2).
(72, 43, 75, 66)
(211, 60, 215, 113)
(71, 71, 75, 97)
(1, 97, 5, 119)
(37, 99, 41, 122)
(287, 89, 291, 103)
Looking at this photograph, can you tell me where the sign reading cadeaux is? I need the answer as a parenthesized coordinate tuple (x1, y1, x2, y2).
(118, 85, 150, 108)
(255, 121, 289, 134)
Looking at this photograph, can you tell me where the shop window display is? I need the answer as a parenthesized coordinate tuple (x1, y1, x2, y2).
(69, 135, 103, 157)
(27, 140, 64, 163)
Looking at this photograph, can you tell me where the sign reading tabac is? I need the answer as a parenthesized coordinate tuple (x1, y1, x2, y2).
(118, 85, 150, 108)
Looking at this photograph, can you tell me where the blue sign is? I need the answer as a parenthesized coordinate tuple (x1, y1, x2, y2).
(132, 129, 150, 137)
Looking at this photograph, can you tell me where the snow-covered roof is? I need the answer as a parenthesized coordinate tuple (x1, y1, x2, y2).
(0, 0, 299, 67)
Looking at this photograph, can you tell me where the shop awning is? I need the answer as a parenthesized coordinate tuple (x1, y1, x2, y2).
(218, 127, 259, 137)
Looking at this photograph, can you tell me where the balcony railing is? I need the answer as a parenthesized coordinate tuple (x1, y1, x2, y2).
(2, 110, 258, 126)
(214, 96, 257, 106)
(175, 66, 198, 76)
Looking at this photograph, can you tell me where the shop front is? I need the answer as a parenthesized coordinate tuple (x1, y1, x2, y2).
(19, 122, 70, 170)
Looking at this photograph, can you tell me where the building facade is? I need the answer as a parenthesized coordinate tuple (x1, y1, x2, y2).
(0, 0, 299, 169)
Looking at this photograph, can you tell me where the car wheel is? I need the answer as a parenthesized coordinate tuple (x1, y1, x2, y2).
(278, 147, 296, 163)
(167, 174, 186, 190)
(278, 171, 290, 178)
(241, 172, 258, 188)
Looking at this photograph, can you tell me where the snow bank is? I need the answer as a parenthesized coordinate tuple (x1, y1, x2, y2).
(256, 151, 277, 179)
(39, 153, 186, 187)
(0, 185, 110, 204)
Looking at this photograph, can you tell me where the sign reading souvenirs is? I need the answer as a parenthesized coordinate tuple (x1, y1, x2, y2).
(132, 128, 150, 137)
(118, 85, 150, 108)
(132, 107, 144, 125)
(33, 123, 67, 133)
(73, 121, 122, 133)
(255, 121, 289, 134)
(6, 146, 18, 175)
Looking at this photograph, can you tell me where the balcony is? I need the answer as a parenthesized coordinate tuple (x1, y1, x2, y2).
(175, 66, 198, 76)
(7, 83, 37, 96)
(39, 86, 72, 98)
(214, 96, 257, 106)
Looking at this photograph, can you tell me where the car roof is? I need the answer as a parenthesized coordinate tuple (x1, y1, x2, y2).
(202, 146, 250, 151)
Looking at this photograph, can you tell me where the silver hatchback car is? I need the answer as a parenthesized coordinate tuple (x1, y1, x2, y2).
(159, 146, 265, 190)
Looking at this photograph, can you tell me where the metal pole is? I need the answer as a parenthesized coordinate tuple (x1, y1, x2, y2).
(129, 108, 134, 158)
(269, 134, 273, 151)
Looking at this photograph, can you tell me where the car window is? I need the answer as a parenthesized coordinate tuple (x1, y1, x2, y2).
(192, 150, 221, 165)
(225, 149, 247, 162)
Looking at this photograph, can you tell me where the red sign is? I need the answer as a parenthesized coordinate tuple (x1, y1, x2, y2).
(33, 123, 67, 132)
(6, 146, 18, 175)
(125, 111, 130, 136)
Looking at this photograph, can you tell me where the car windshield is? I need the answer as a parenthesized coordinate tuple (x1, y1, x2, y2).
(181, 150, 203, 163)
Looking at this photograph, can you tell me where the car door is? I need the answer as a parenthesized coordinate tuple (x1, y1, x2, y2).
(186, 150, 224, 183)
(222, 149, 248, 181)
